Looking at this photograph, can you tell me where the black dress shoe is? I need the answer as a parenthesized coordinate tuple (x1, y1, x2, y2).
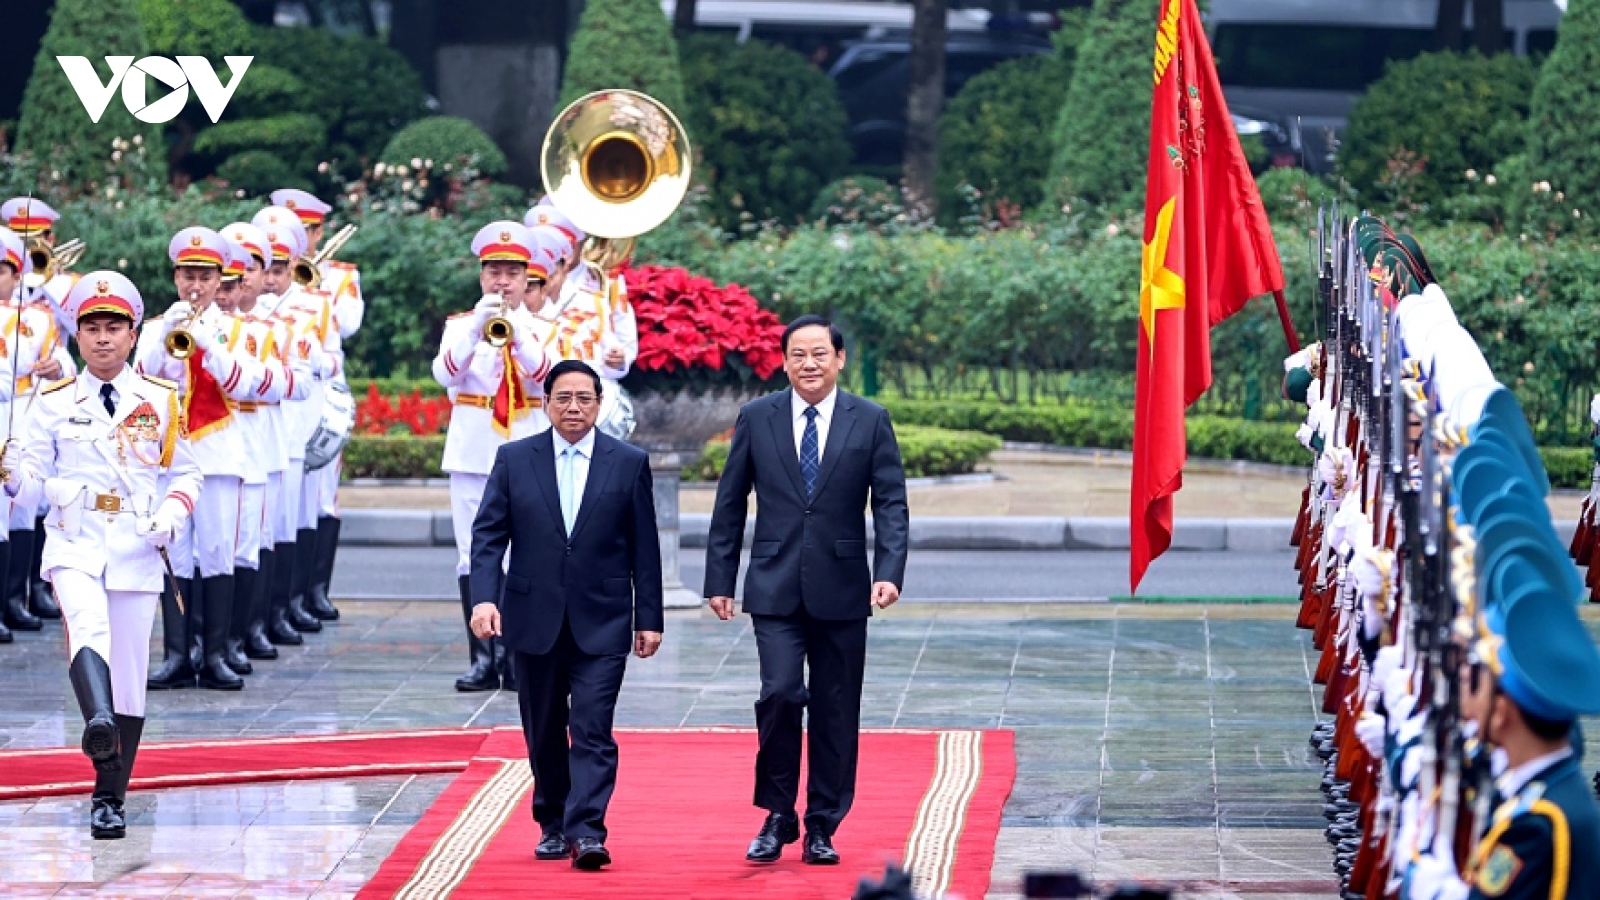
(535, 828, 569, 860)
(571, 837, 611, 870)
(746, 811, 800, 863)
(800, 831, 839, 865)
(90, 793, 126, 839)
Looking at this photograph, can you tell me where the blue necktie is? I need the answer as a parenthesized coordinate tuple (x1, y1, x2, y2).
(559, 446, 578, 535)
(800, 406, 820, 497)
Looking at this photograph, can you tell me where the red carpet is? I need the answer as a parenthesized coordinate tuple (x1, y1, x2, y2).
(0, 728, 489, 799)
(358, 728, 1014, 900)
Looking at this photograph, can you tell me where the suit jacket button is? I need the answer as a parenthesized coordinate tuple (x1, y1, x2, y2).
(804, 509, 812, 516)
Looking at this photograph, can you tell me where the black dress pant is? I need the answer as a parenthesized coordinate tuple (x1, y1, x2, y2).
(751, 609, 868, 837)
(512, 619, 627, 842)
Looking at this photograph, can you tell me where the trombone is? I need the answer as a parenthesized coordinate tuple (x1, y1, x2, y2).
(23, 237, 86, 291)
(292, 223, 358, 288)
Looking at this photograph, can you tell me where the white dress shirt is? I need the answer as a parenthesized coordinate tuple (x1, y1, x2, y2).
(552, 426, 596, 524)
(1494, 746, 1573, 802)
(791, 387, 837, 464)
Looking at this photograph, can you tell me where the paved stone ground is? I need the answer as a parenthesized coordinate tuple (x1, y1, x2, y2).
(337, 450, 1586, 521)
(0, 599, 1357, 899)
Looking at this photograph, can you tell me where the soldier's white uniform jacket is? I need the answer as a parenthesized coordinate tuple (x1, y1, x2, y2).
(433, 303, 553, 476)
(269, 287, 339, 460)
(240, 311, 309, 477)
(546, 263, 636, 379)
(223, 314, 297, 485)
(0, 295, 55, 408)
(321, 260, 364, 342)
(8, 369, 202, 594)
(133, 306, 264, 479)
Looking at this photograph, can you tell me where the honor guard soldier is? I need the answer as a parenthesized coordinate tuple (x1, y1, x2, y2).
(136, 227, 264, 691)
(2, 197, 77, 332)
(224, 222, 310, 660)
(271, 188, 357, 622)
(1404, 587, 1600, 900)
(526, 200, 637, 380)
(0, 270, 202, 839)
(252, 206, 342, 631)
(435, 221, 557, 691)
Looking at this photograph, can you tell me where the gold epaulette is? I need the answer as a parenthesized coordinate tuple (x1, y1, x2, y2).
(140, 374, 178, 390)
(41, 376, 75, 395)
(328, 260, 356, 271)
(447, 311, 473, 320)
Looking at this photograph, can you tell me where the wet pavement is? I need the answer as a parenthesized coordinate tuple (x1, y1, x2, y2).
(0, 598, 1366, 899)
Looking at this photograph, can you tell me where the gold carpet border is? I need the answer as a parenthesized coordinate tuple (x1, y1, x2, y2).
(904, 729, 984, 898)
(393, 759, 532, 900)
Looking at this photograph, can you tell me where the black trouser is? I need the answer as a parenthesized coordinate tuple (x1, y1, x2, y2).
(751, 610, 868, 837)
(512, 620, 627, 843)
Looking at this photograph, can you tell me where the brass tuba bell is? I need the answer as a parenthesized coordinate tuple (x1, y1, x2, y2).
(540, 90, 692, 245)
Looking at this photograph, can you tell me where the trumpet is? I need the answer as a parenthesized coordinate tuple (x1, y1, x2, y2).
(483, 296, 514, 348)
(164, 294, 205, 359)
(292, 223, 358, 288)
(23, 237, 87, 290)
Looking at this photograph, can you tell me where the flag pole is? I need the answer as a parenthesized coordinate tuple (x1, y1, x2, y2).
(1272, 289, 1300, 353)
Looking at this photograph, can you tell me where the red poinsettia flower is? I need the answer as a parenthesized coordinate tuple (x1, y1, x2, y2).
(619, 264, 784, 382)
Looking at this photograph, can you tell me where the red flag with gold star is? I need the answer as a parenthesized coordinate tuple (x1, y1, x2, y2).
(1131, 0, 1286, 592)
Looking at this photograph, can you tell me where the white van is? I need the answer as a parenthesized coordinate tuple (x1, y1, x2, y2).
(1209, 0, 1565, 171)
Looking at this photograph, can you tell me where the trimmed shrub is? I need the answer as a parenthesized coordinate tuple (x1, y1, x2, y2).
(678, 35, 851, 228)
(380, 116, 508, 178)
(342, 435, 446, 479)
(193, 113, 329, 175)
(15, 0, 166, 188)
(559, 0, 687, 114)
(1339, 51, 1537, 209)
(936, 53, 1072, 216)
(1539, 447, 1591, 492)
(1046, 0, 1156, 207)
(215, 150, 308, 195)
(807, 177, 934, 232)
(686, 424, 1002, 481)
(1523, 0, 1600, 236)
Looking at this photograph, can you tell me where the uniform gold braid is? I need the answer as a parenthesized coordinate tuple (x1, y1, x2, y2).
(161, 390, 183, 467)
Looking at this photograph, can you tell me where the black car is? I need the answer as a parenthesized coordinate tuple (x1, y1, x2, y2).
(827, 31, 1053, 169)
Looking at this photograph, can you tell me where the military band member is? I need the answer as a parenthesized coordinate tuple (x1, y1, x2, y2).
(224, 222, 308, 660)
(251, 207, 339, 636)
(136, 227, 264, 691)
(271, 188, 357, 623)
(526, 200, 637, 380)
(0, 270, 202, 838)
(435, 222, 557, 691)
(0, 228, 40, 643)
(1404, 588, 1600, 900)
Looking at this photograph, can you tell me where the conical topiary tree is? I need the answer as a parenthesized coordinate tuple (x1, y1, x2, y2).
(15, 0, 166, 189)
(1046, 0, 1158, 209)
(559, 0, 687, 114)
(1522, 0, 1600, 236)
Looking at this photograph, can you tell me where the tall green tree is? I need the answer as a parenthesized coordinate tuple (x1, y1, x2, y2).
(1523, 0, 1600, 235)
(560, 0, 687, 114)
(1046, 0, 1157, 209)
(15, 0, 166, 189)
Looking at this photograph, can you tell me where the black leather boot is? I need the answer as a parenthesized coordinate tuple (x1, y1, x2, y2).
(3, 530, 41, 631)
(197, 575, 244, 690)
(245, 549, 279, 659)
(147, 579, 197, 689)
(455, 575, 498, 692)
(68, 648, 121, 771)
(90, 715, 144, 839)
(225, 567, 256, 675)
(306, 516, 341, 621)
(268, 542, 304, 645)
(287, 528, 322, 633)
(28, 515, 58, 619)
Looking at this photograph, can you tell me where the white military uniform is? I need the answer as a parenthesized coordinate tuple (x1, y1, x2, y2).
(275, 285, 340, 532)
(316, 259, 361, 517)
(544, 263, 636, 380)
(11, 368, 201, 713)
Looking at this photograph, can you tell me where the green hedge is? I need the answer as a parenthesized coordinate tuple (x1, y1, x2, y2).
(1539, 447, 1592, 491)
(342, 434, 445, 479)
(685, 424, 1002, 481)
(879, 399, 1308, 466)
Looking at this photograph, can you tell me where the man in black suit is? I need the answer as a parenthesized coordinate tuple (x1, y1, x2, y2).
(469, 359, 664, 871)
(704, 314, 909, 866)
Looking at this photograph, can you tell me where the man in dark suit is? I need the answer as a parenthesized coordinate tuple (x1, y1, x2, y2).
(469, 359, 664, 871)
(704, 314, 909, 866)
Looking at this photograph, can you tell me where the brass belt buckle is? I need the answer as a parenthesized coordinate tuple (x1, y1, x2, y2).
(93, 493, 122, 513)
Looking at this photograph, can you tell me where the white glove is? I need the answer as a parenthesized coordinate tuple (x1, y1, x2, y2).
(1305, 377, 1322, 408)
(1318, 447, 1355, 499)
(473, 295, 503, 329)
(1296, 421, 1315, 450)
(164, 301, 193, 325)
(1404, 844, 1469, 900)
(0, 438, 20, 491)
(140, 499, 187, 550)
(1590, 392, 1600, 427)
(1372, 645, 1404, 695)
(1384, 665, 1415, 719)
(1356, 712, 1386, 758)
